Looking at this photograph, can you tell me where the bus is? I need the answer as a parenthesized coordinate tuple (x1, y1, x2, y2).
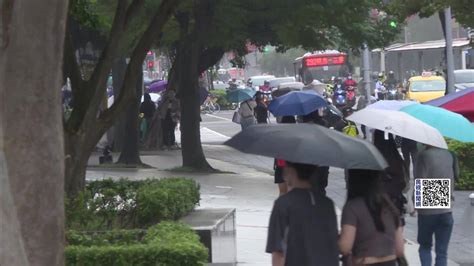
(294, 51, 349, 84)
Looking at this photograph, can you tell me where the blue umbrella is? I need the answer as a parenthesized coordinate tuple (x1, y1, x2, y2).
(226, 88, 256, 103)
(268, 90, 327, 116)
(400, 104, 474, 142)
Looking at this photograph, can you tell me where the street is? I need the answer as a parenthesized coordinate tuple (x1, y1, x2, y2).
(199, 110, 474, 266)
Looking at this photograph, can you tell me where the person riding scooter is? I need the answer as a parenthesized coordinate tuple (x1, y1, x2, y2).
(384, 71, 398, 100)
(375, 73, 386, 100)
(343, 75, 357, 106)
(333, 78, 347, 108)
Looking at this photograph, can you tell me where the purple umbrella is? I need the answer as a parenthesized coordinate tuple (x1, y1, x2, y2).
(148, 80, 167, 93)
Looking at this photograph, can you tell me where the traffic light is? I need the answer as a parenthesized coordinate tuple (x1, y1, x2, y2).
(263, 46, 270, 53)
(389, 20, 397, 28)
(147, 61, 154, 69)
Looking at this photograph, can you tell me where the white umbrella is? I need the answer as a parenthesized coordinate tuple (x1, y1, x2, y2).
(108, 93, 161, 108)
(347, 108, 448, 149)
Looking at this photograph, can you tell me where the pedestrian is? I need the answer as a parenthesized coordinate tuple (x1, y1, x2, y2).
(254, 92, 269, 124)
(140, 93, 156, 132)
(273, 116, 296, 196)
(162, 91, 180, 150)
(299, 111, 330, 195)
(414, 144, 456, 266)
(339, 169, 405, 266)
(266, 162, 339, 266)
(373, 130, 408, 225)
(400, 137, 417, 179)
(238, 97, 257, 130)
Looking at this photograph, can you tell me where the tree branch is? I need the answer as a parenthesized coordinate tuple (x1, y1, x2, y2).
(99, 0, 180, 127)
(198, 47, 225, 74)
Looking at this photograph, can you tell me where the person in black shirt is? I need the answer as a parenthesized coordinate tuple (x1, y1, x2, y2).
(254, 92, 268, 124)
(266, 162, 339, 266)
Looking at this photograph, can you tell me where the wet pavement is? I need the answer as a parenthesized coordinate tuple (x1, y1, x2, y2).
(85, 111, 471, 265)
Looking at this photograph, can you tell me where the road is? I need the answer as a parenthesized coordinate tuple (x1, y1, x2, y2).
(199, 110, 474, 266)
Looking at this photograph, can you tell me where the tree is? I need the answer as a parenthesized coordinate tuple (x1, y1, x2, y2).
(0, 0, 68, 264)
(63, 0, 180, 196)
(157, 0, 402, 171)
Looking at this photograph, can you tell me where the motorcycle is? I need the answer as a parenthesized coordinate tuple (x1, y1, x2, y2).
(346, 86, 356, 107)
(386, 85, 398, 100)
(333, 85, 347, 109)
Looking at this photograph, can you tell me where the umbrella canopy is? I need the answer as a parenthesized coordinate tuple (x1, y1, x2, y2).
(268, 90, 327, 116)
(226, 88, 256, 103)
(149, 80, 167, 93)
(366, 100, 417, 111)
(425, 88, 474, 122)
(347, 109, 447, 149)
(400, 104, 474, 142)
(224, 124, 388, 170)
(141, 93, 161, 103)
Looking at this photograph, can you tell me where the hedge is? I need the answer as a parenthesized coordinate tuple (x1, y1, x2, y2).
(66, 222, 208, 266)
(448, 139, 474, 190)
(66, 178, 200, 230)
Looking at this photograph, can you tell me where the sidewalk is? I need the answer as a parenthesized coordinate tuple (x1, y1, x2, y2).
(87, 148, 460, 265)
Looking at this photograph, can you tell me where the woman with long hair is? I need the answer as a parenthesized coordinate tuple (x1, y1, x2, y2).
(339, 169, 404, 266)
(373, 130, 408, 226)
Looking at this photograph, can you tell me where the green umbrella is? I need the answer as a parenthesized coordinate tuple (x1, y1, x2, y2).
(400, 104, 474, 142)
(226, 88, 256, 103)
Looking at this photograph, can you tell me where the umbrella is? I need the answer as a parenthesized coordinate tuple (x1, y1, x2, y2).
(400, 104, 474, 142)
(141, 93, 161, 103)
(366, 100, 417, 111)
(425, 88, 474, 122)
(347, 108, 447, 149)
(224, 124, 388, 170)
(268, 90, 327, 116)
(226, 88, 256, 103)
(149, 80, 167, 93)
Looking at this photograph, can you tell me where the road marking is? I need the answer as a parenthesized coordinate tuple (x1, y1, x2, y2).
(216, 186, 232, 189)
(201, 127, 230, 139)
(205, 113, 233, 122)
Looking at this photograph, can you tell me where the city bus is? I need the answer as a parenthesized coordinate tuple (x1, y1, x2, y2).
(294, 51, 349, 84)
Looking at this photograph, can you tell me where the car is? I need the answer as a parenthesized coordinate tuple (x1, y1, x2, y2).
(404, 72, 446, 103)
(454, 69, 474, 91)
(212, 81, 228, 90)
(247, 75, 275, 89)
(268, 77, 296, 89)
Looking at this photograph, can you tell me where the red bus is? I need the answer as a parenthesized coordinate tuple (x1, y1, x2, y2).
(294, 51, 349, 84)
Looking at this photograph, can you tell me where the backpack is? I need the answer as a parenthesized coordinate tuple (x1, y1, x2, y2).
(342, 123, 358, 137)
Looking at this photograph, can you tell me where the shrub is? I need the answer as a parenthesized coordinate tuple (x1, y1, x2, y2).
(209, 90, 232, 109)
(447, 139, 474, 190)
(66, 178, 200, 230)
(65, 222, 208, 266)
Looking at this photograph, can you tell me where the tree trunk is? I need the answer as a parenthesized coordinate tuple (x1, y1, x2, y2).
(177, 32, 213, 170)
(111, 57, 128, 152)
(0, 0, 68, 265)
(117, 65, 143, 165)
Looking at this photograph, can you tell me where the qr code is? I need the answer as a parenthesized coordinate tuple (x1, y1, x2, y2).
(415, 179, 451, 209)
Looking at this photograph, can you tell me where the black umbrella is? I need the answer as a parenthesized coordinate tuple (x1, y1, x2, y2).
(224, 124, 388, 170)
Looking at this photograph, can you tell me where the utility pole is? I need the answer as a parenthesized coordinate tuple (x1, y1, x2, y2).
(445, 7, 455, 94)
(363, 43, 372, 103)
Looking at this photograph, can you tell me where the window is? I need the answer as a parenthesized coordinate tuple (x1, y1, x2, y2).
(410, 80, 445, 92)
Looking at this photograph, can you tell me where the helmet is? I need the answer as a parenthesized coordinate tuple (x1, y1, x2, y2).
(348, 75, 352, 80)
(378, 73, 384, 78)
